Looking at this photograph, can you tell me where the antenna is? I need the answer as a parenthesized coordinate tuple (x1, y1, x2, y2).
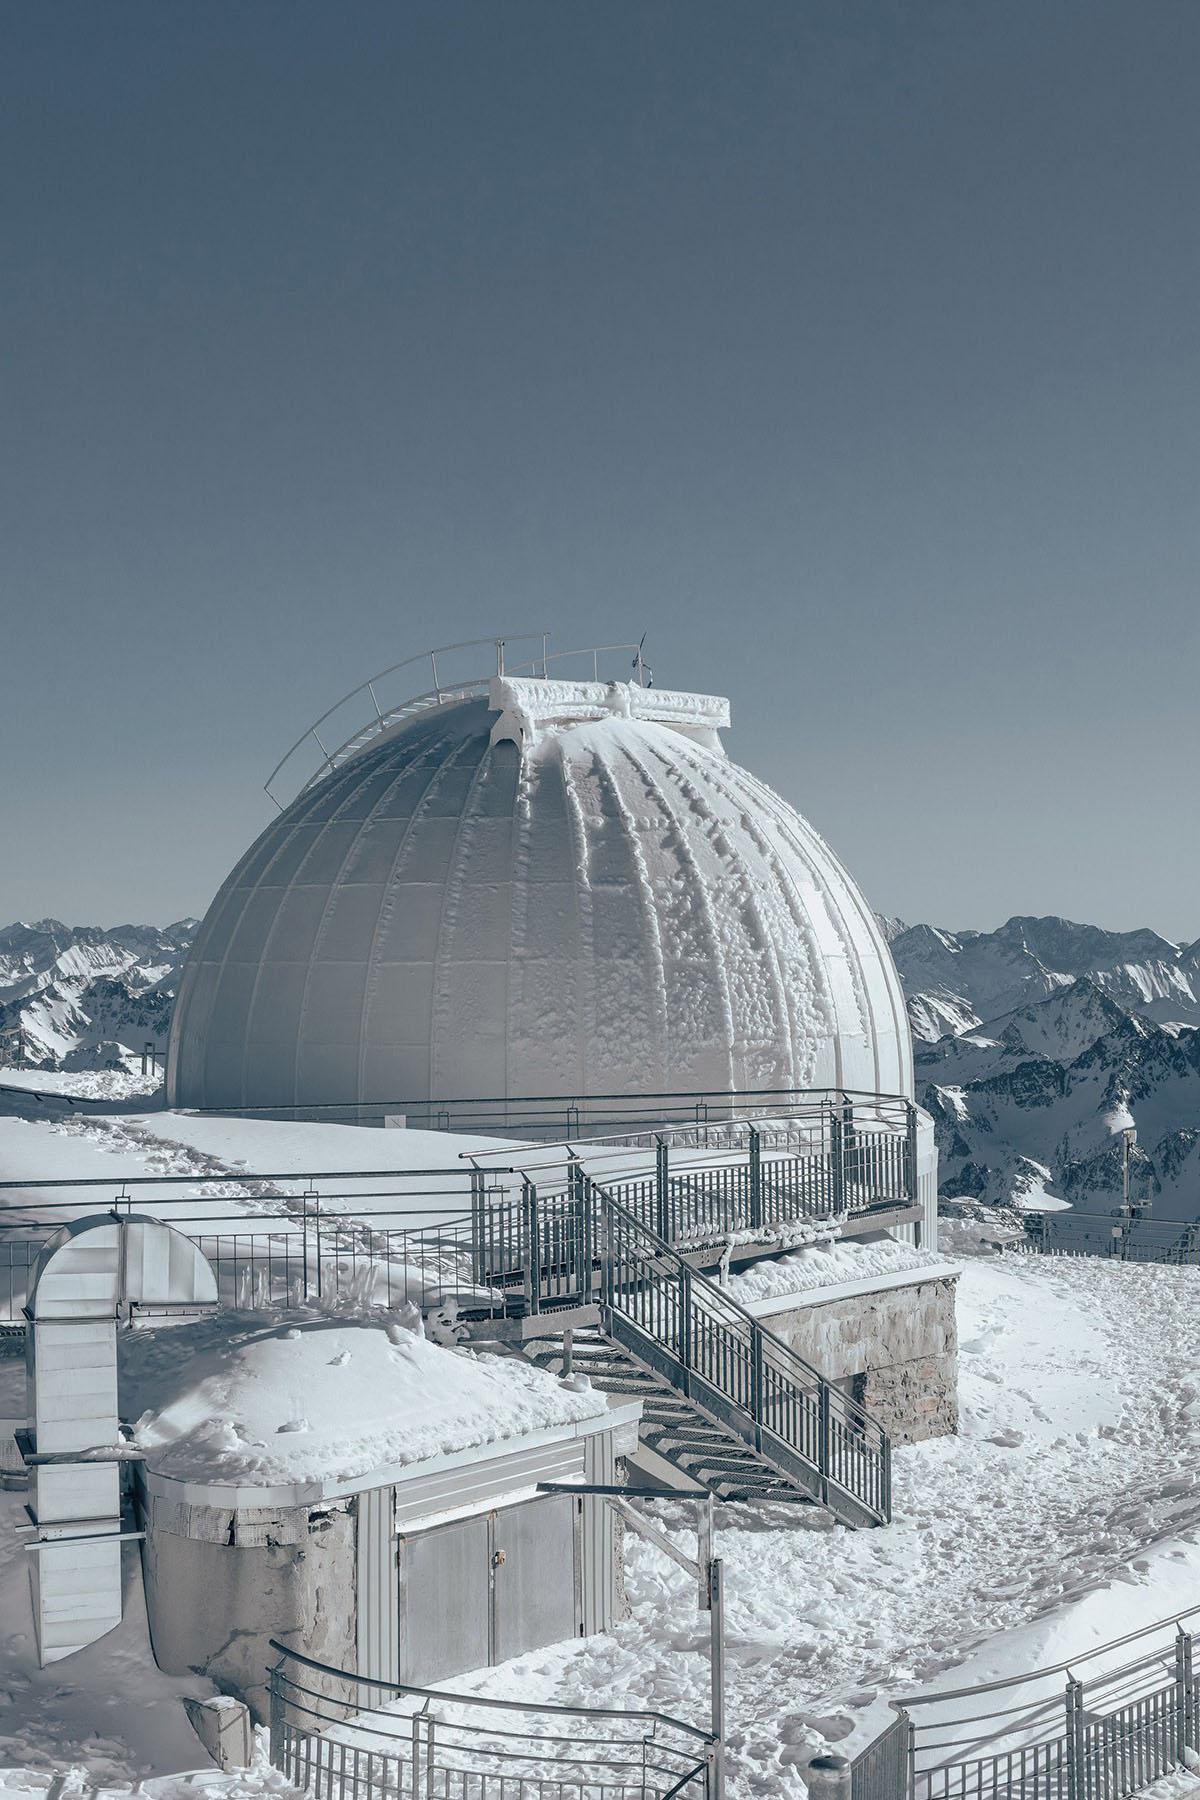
(632, 634, 653, 688)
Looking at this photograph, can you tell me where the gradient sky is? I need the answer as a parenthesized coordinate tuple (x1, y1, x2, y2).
(3, 1, 1197, 940)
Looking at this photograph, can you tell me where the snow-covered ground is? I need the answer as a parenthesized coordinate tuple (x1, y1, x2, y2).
(450, 1249, 1200, 1797)
(6, 1108, 1200, 1799)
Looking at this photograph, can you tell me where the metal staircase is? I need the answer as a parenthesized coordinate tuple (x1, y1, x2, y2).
(524, 1326, 826, 1505)
(517, 1174, 891, 1528)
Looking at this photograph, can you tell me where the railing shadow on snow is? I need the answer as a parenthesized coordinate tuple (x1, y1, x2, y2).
(852, 1606, 1200, 1800)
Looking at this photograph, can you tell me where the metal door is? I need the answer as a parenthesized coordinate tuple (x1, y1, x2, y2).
(490, 1493, 581, 1663)
(397, 1512, 490, 1684)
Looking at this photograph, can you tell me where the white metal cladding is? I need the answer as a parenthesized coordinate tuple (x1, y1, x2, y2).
(28, 1216, 219, 1320)
(581, 1423, 618, 1636)
(390, 1434, 586, 1529)
(169, 678, 913, 1111)
(355, 1485, 398, 1687)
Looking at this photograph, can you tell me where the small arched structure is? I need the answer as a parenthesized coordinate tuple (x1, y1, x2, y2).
(23, 1214, 218, 1665)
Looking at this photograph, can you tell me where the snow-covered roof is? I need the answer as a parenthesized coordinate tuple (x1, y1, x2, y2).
(122, 1315, 609, 1497)
(169, 676, 912, 1112)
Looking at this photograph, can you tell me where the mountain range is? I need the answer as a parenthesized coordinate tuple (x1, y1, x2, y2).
(0, 917, 197, 1070)
(2, 912, 1196, 1222)
(888, 916, 1200, 1219)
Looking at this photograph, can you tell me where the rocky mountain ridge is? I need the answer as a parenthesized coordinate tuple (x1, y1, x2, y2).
(889, 916, 1200, 1217)
(0, 917, 197, 1069)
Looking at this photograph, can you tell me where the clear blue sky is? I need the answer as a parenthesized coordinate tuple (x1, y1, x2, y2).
(3, 1, 1197, 939)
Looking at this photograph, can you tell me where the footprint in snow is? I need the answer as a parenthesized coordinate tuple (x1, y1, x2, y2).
(987, 1428, 1025, 1448)
(277, 1418, 310, 1434)
(329, 1349, 351, 1366)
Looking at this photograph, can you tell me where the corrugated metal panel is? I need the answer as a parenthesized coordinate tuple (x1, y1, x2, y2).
(29, 1321, 118, 1454)
(123, 1221, 218, 1309)
(30, 1537, 122, 1662)
(355, 1485, 397, 1685)
(582, 1429, 617, 1634)
(30, 1225, 121, 1318)
(392, 1436, 585, 1527)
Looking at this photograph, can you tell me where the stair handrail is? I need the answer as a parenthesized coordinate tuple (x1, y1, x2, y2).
(580, 1172, 891, 1521)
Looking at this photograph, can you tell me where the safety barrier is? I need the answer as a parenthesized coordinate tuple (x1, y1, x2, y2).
(268, 1641, 717, 1800)
(1024, 1211, 1200, 1267)
(851, 1607, 1200, 1800)
(0, 1102, 918, 1326)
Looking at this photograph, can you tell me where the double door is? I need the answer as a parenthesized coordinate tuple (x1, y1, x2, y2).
(396, 1491, 581, 1685)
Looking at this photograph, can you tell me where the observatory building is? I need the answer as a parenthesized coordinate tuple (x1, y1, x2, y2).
(168, 665, 913, 1116)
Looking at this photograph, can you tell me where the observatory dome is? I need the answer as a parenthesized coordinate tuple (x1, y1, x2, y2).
(167, 676, 913, 1112)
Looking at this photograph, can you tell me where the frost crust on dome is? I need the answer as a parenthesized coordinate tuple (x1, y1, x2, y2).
(168, 687, 912, 1112)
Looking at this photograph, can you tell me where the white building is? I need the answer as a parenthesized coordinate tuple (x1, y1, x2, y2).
(168, 671, 912, 1115)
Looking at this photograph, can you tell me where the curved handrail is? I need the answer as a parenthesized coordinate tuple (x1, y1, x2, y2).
(263, 634, 547, 799)
(262, 634, 655, 809)
(267, 1639, 714, 1740)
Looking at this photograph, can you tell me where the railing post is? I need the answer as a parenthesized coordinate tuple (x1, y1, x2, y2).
(905, 1103, 919, 1213)
(905, 1712, 917, 1800)
(522, 1178, 540, 1315)
(881, 1431, 892, 1525)
(469, 1167, 486, 1285)
(1066, 1675, 1084, 1800)
(1178, 1626, 1194, 1757)
(750, 1324, 764, 1450)
(679, 1263, 693, 1389)
(313, 1189, 323, 1300)
(830, 1106, 846, 1216)
(301, 1188, 311, 1300)
(748, 1125, 762, 1231)
(818, 1380, 831, 1505)
(268, 1663, 284, 1770)
(656, 1137, 670, 1243)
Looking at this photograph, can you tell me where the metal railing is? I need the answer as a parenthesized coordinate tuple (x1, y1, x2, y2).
(0, 1103, 918, 1327)
(268, 1641, 716, 1800)
(852, 1714, 910, 1800)
(262, 635, 653, 809)
(1024, 1212, 1200, 1266)
(851, 1607, 1200, 1800)
(591, 1176, 891, 1525)
(199, 1084, 918, 1151)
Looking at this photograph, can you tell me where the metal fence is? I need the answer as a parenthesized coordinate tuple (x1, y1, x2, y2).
(268, 1642, 716, 1800)
(0, 1102, 918, 1328)
(1023, 1212, 1200, 1267)
(852, 1609, 1200, 1800)
(852, 1714, 910, 1800)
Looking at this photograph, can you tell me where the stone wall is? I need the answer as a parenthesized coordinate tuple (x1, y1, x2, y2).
(139, 1488, 357, 1721)
(757, 1274, 959, 1444)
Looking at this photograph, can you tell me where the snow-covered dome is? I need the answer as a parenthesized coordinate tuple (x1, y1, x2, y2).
(167, 676, 913, 1111)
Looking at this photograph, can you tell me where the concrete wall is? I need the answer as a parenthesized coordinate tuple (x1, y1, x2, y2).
(139, 1489, 356, 1721)
(758, 1273, 959, 1444)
